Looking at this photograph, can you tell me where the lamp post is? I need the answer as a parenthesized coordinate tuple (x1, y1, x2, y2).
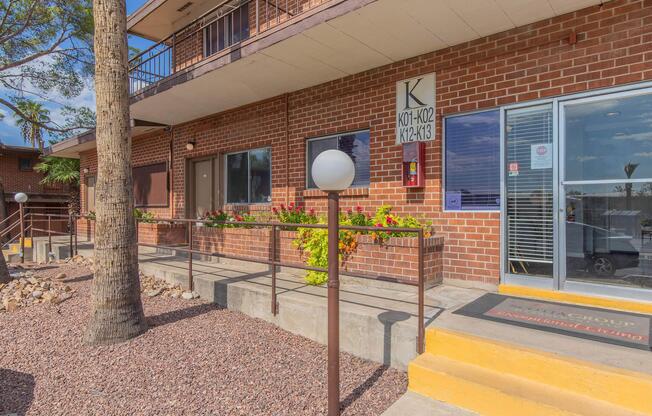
(14, 192, 28, 264)
(311, 149, 355, 416)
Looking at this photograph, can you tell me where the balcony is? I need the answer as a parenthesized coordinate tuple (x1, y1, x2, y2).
(128, 0, 331, 97)
(123, 0, 604, 129)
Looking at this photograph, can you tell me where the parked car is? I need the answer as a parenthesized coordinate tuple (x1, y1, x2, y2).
(566, 222, 639, 277)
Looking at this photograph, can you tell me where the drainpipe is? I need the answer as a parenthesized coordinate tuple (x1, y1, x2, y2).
(285, 93, 290, 206)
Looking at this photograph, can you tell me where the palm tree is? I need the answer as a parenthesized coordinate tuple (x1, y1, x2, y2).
(14, 101, 50, 150)
(83, 0, 147, 345)
(34, 156, 81, 213)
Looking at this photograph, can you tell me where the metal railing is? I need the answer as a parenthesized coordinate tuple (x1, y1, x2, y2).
(1, 206, 77, 262)
(129, 216, 428, 354)
(129, 0, 330, 95)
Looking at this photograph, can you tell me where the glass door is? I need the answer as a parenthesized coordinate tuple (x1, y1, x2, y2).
(560, 89, 652, 300)
(504, 104, 555, 286)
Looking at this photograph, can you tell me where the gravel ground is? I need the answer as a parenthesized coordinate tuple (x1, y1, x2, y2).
(0, 262, 407, 416)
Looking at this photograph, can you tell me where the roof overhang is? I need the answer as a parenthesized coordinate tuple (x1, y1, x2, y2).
(128, 0, 232, 41)
(0, 144, 41, 156)
(130, 0, 605, 126)
(48, 120, 168, 158)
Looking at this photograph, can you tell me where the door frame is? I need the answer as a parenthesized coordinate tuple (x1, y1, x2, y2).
(185, 155, 222, 219)
(500, 80, 652, 302)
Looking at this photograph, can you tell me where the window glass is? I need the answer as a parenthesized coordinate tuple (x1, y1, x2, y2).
(564, 92, 652, 182)
(444, 110, 500, 210)
(204, 4, 249, 57)
(249, 148, 271, 203)
(306, 131, 370, 189)
(18, 158, 33, 171)
(226, 148, 271, 204)
(226, 152, 248, 204)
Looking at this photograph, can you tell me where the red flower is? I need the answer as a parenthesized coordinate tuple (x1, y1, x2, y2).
(280, 204, 286, 211)
(374, 222, 383, 228)
(289, 202, 295, 208)
(386, 216, 396, 225)
(309, 208, 315, 216)
(235, 215, 244, 221)
(347, 208, 353, 215)
(272, 207, 278, 214)
(355, 205, 363, 213)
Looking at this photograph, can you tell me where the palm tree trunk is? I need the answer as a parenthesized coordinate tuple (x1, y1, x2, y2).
(83, 0, 147, 345)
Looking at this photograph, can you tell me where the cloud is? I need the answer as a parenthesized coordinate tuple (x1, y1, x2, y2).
(634, 152, 652, 158)
(576, 155, 597, 162)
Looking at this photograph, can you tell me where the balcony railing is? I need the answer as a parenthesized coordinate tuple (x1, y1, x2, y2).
(128, 0, 330, 96)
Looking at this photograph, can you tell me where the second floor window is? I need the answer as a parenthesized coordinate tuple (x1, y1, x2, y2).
(18, 157, 34, 171)
(204, 3, 250, 57)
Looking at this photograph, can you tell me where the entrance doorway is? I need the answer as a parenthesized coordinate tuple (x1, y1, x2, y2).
(187, 156, 220, 219)
(503, 85, 652, 302)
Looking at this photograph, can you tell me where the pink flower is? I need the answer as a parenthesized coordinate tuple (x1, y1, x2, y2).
(347, 208, 353, 215)
(375, 223, 383, 228)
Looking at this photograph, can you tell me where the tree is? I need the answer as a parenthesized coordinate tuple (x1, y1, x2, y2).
(14, 100, 49, 149)
(83, 0, 147, 345)
(34, 155, 81, 213)
(0, 0, 95, 140)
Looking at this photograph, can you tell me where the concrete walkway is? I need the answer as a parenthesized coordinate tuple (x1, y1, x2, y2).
(382, 392, 477, 416)
(137, 247, 486, 370)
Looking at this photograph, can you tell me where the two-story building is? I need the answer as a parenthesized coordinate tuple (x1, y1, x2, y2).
(51, 0, 652, 304)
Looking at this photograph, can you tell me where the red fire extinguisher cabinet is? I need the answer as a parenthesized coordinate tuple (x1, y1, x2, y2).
(402, 142, 425, 188)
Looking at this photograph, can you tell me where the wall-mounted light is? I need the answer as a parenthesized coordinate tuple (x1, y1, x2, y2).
(82, 168, 89, 174)
(186, 141, 196, 151)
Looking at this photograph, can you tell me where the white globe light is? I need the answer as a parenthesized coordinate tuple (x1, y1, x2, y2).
(311, 149, 355, 191)
(14, 192, 28, 204)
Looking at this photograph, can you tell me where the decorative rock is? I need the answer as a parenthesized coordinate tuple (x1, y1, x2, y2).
(55, 273, 67, 280)
(146, 288, 162, 297)
(31, 290, 43, 299)
(181, 292, 193, 300)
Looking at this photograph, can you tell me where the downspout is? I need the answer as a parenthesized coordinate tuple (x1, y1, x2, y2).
(285, 93, 290, 206)
(168, 127, 174, 217)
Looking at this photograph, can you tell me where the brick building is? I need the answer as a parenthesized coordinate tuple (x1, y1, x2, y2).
(0, 143, 69, 237)
(52, 0, 652, 302)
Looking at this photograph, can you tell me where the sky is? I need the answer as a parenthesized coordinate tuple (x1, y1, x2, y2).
(0, 0, 151, 147)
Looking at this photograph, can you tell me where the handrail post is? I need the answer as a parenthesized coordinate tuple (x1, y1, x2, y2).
(417, 229, 425, 354)
(73, 214, 78, 256)
(68, 211, 73, 259)
(19, 204, 25, 264)
(188, 221, 194, 292)
(271, 224, 277, 315)
(47, 215, 52, 260)
(29, 210, 33, 240)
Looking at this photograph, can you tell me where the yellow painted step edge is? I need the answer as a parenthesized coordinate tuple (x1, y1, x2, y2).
(408, 355, 578, 416)
(499, 284, 652, 314)
(426, 328, 652, 414)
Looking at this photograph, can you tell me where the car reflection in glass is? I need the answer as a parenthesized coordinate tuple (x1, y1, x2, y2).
(566, 222, 640, 277)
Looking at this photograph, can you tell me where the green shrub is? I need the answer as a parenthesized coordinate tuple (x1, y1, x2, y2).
(134, 208, 155, 223)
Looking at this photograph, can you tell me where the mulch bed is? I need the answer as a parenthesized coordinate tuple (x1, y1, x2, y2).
(0, 263, 406, 416)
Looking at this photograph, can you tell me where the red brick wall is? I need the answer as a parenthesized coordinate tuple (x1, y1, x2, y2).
(81, 0, 652, 287)
(0, 150, 67, 194)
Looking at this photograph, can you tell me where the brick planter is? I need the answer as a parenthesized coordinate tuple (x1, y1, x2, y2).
(76, 218, 95, 241)
(137, 223, 187, 246)
(192, 226, 443, 285)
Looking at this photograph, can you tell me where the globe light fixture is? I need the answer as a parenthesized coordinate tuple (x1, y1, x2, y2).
(14, 192, 28, 263)
(310, 149, 355, 416)
(14, 192, 28, 204)
(311, 149, 355, 191)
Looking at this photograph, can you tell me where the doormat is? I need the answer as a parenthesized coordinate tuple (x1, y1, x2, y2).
(453, 293, 651, 351)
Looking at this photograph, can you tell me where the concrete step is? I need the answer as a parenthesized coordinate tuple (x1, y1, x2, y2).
(382, 391, 477, 416)
(407, 328, 652, 416)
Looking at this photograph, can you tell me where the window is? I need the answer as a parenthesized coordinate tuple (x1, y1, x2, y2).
(444, 110, 500, 211)
(225, 148, 271, 204)
(306, 130, 370, 189)
(204, 3, 249, 57)
(18, 157, 33, 171)
(133, 162, 169, 207)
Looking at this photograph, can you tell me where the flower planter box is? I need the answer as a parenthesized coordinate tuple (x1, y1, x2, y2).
(192, 226, 443, 285)
(137, 223, 187, 246)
